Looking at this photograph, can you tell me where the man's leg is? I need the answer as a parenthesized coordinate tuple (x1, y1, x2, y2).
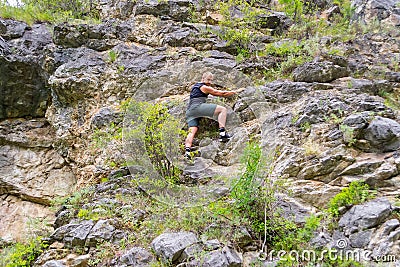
(213, 105, 231, 142)
(213, 105, 227, 128)
(185, 126, 198, 148)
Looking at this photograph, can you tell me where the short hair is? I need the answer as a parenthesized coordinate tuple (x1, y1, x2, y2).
(202, 72, 213, 80)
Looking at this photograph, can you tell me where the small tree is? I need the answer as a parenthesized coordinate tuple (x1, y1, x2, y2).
(123, 101, 185, 184)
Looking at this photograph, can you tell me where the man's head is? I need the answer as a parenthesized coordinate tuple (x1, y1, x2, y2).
(201, 72, 213, 85)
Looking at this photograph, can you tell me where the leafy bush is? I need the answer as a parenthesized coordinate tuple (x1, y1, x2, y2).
(278, 0, 303, 21)
(216, 0, 264, 57)
(124, 101, 185, 184)
(230, 141, 293, 245)
(0, 0, 99, 24)
(1, 237, 48, 267)
(327, 181, 373, 216)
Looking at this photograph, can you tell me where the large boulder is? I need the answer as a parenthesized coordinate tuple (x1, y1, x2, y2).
(50, 220, 96, 247)
(338, 198, 393, 235)
(113, 247, 155, 266)
(50, 219, 126, 247)
(151, 232, 199, 262)
(293, 61, 349, 83)
(363, 116, 400, 152)
(342, 114, 400, 152)
(0, 21, 52, 119)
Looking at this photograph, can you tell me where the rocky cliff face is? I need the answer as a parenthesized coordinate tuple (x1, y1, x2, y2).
(1, 0, 400, 265)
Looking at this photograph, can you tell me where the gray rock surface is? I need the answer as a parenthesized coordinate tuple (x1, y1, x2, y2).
(261, 81, 311, 103)
(0, 22, 52, 119)
(151, 232, 199, 262)
(117, 247, 155, 267)
(349, 229, 374, 248)
(363, 116, 400, 152)
(50, 220, 95, 247)
(339, 198, 393, 235)
(135, 0, 195, 21)
(352, 0, 400, 26)
(293, 61, 349, 83)
(186, 246, 242, 267)
(85, 219, 126, 246)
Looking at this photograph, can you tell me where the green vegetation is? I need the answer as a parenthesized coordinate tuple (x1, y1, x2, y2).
(123, 100, 185, 184)
(231, 141, 265, 233)
(92, 121, 122, 149)
(0, 0, 99, 24)
(379, 90, 400, 111)
(107, 50, 119, 63)
(279, 0, 303, 21)
(215, 0, 265, 57)
(51, 186, 94, 210)
(300, 121, 311, 132)
(339, 124, 356, 146)
(327, 181, 373, 217)
(1, 237, 48, 267)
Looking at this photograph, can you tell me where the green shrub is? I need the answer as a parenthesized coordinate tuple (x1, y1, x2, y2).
(1, 237, 48, 267)
(278, 0, 303, 21)
(216, 0, 264, 57)
(274, 214, 320, 251)
(230, 141, 293, 246)
(327, 181, 373, 217)
(0, 0, 99, 24)
(124, 101, 185, 184)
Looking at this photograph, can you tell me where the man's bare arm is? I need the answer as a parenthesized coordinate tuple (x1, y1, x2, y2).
(200, 85, 237, 97)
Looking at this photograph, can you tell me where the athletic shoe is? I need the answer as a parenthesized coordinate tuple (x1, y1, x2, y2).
(219, 132, 231, 142)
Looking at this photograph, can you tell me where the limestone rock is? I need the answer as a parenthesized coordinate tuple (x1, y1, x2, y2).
(0, 18, 28, 40)
(42, 260, 66, 267)
(255, 11, 292, 31)
(114, 247, 155, 266)
(90, 107, 122, 129)
(349, 229, 374, 248)
(363, 116, 400, 152)
(0, 195, 54, 242)
(352, 0, 400, 26)
(293, 61, 349, 83)
(50, 220, 95, 247)
(0, 144, 76, 204)
(348, 78, 392, 95)
(276, 199, 312, 224)
(339, 198, 393, 235)
(85, 219, 127, 247)
(385, 71, 400, 82)
(151, 232, 199, 262)
(135, 0, 195, 22)
(186, 246, 242, 267)
(0, 22, 52, 119)
(261, 81, 311, 103)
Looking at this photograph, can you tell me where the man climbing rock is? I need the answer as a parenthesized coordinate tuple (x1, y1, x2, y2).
(184, 71, 244, 159)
